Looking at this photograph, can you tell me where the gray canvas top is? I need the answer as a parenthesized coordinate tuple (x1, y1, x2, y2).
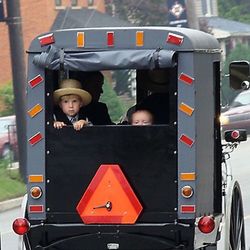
(28, 26, 220, 71)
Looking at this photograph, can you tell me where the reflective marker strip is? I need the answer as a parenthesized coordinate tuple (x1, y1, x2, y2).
(179, 73, 194, 85)
(29, 205, 44, 213)
(107, 32, 114, 46)
(136, 31, 144, 46)
(180, 173, 196, 181)
(179, 102, 194, 116)
(29, 75, 43, 88)
(38, 33, 55, 46)
(181, 205, 195, 213)
(29, 175, 44, 183)
(179, 134, 194, 147)
(77, 32, 85, 47)
(166, 32, 184, 45)
(29, 132, 43, 146)
(28, 104, 43, 118)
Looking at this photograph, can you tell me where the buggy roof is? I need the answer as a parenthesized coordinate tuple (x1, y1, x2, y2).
(28, 27, 220, 71)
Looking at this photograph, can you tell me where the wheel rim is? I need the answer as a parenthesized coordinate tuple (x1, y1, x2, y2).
(229, 184, 245, 250)
(2, 145, 11, 159)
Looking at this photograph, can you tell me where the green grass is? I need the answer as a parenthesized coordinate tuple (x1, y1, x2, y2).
(0, 160, 26, 202)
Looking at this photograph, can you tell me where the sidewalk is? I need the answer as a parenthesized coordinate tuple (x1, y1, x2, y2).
(0, 197, 23, 212)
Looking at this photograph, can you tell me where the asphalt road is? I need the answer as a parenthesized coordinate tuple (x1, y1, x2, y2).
(1, 138, 250, 249)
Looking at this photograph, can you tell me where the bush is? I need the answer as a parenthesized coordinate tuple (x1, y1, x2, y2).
(0, 83, 14, 116)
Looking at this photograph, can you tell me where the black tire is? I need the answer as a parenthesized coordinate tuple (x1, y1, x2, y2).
(229, 182, 245, 250)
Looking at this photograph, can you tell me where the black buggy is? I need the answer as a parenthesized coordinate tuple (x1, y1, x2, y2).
(11, 27, 248, 250)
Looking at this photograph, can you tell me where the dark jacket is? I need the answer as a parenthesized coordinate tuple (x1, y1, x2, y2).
(82, 102, 114, 125)
(54, 107, 88, 125)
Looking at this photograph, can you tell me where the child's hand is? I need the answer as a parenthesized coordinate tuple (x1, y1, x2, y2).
(73, 119, 88, 130)
(54, 121, 66, 129)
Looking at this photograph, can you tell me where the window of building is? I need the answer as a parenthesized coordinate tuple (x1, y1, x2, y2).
(55, 0, 62, 7)
(88, 0, 94, 6)
(71, 0, 78, 6)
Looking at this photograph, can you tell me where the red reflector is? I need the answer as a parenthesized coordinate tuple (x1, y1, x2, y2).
(29, 75, 44, 88)
(29, 132, 43, 146)
(167, 32, 184, 45)
(179, 73, 194, 85)
(231, 130, 240, 139)
(181, 205, 195, 213)
(12, 218, 30, 235)
(29, 205, 44, 213)
(107, 32, 114, 46)
(198, 216, 215, 233)
(179, 134, 194, 147)
(38, 33, 55, 46)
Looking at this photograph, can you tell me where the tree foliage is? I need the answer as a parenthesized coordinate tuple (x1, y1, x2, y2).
(0, 83, 14, 116)
(105, 0, 168, 25)
(100, 80, 127, 123)
(218, 0, 250, 24)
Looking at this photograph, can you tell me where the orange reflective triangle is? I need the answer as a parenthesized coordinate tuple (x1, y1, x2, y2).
(76, 164, 143, 224)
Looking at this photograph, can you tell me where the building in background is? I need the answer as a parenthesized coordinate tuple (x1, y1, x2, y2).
(0, 0, 106, 86)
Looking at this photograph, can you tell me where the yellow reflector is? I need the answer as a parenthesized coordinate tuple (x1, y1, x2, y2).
(180, 173, 196, 181)
(28, 104, 43, 118)
(181, 185, 194, 198)
(77, 32, 85, 47)
(30, 186, 42, 199)
(29, 175, 44, 183)
(136, 31, 144, 46)
(179, 102, 194, 116)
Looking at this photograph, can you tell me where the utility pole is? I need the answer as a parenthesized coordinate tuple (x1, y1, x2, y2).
(6, 0, 27, 180)
(185, 0, 200, 29)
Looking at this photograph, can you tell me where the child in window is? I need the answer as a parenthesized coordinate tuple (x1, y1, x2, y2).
(53, 79, 92, 130)
(131, 109, 154, 126)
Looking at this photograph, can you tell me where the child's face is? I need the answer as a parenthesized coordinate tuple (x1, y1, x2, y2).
(131, 110, 153, 126)
(59, 94, 83, 117)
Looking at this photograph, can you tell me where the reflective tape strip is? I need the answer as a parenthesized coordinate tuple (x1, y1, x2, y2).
(28, 104, 43, 118)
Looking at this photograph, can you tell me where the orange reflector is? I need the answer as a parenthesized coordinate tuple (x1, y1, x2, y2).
(107, 32, 114, 46)
(76, 164, 143, 224)
(180, 173, 196, 181)
(38, 33, 55, 46)
(29, 132, 43, 146)
(181, 185, 193, 198)
(28, 104, 43, 118)
(77, 32, 85, 47)
(29, 205, 43, 213)
(181, 205, 195, 213)
(166, 32, 183, 45)
(136, 31, 144, 46)
(29, 175, 44, 183)
(179, 102, 194, 116)
(179, 73, 194, 85)
(28, 75, 43, 88)
(179, 134, 194, 147)
(30, 186, 42, 199)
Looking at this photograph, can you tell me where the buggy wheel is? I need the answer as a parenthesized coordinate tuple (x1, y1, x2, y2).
(229, 182, 245, 250)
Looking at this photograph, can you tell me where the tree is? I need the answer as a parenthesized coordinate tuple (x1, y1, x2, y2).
(218, 0, 250, 24)
(0, 83, 14, 116)
(105, 0, 168, 25)
(100, 80, 127, 123)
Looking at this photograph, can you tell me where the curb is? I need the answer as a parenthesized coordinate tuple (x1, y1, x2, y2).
(0, 197, 23, 212)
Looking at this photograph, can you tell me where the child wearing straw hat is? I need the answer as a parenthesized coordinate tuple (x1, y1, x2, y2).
(53, 79, 92, 130)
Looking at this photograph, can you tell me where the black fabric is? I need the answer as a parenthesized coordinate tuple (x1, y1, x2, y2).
(82, 101, 114, 125)
(33, 45, 176, 71)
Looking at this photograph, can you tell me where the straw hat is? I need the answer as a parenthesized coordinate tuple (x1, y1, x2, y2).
(53, 79, 92, 106)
